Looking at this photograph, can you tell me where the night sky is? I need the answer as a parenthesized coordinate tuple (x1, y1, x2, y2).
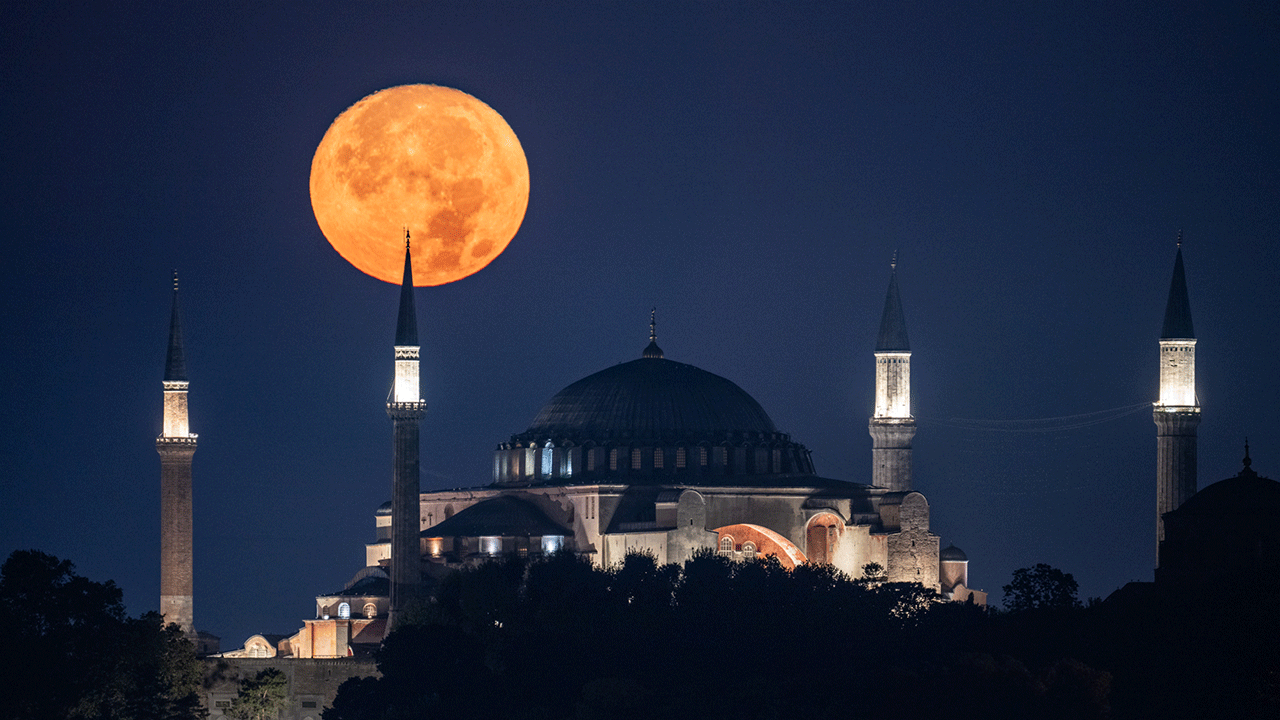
(3, 2, 1277, 647)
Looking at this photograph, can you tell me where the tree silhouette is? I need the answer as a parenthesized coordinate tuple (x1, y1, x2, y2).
(1002, 563, 1082, 612)
(0, 550, 204, 720)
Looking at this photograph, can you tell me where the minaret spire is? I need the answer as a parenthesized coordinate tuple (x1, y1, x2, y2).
(387, 234, 426, 633)
(157, 272, 197, 636)
(869, 255, 916, 492)
(1154, 238, 1200, 565)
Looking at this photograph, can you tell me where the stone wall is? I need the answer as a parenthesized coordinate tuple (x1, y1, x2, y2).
(203, 657, 378, 720)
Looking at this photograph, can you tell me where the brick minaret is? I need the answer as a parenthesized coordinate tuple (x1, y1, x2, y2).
(157, 271, 197, 634)
(868, 255, 915, 492)
(386, 236, 426, 631)
(1153, 240, 1199, 562)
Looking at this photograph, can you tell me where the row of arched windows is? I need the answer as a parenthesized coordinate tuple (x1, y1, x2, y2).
(717, 536, 757, 559)
(495, 439, 813, 483)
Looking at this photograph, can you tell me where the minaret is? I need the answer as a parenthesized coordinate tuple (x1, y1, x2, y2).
(868, 254, 916, 492)
(157, 271, 197, 635)
(1153, 239, 1199, 560)
(386, 234, 426, 631)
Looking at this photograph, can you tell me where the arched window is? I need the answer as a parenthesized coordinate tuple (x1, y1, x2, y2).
(631, 448, 642, 470)
(363, 603, 377, 619)
(654, 448, 664, 469)
(719, 536, 733, 554)
(676, 447, 687, 468)
(338, 602, 351, 619)
(742, 541, 757, 560)
(541, 443, 553, 477)
(700, 446, 709, 466)
(609, 448, 619, 471)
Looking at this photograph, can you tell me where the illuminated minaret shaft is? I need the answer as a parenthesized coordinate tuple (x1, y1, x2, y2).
(157, 272, 197, 635)
(1153, 241, 1199, 560)
(868, 256, 916, 492)
(387, 235, 426, 631)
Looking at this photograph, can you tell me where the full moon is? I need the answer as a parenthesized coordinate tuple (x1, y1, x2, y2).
(310, 85, 529, 286)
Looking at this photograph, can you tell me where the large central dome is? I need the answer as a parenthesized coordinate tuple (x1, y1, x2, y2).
(525, 356, 778, 442)
(493, 341, 815, 486)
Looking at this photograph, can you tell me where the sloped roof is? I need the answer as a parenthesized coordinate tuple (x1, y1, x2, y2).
(421, 495, 571, 538)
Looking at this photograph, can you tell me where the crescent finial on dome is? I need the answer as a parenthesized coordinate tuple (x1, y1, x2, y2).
(643, 308, 664, 359)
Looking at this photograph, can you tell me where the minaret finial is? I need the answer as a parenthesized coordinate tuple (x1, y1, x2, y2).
(642, 308, 664, 359)
(405, 227, 411, 249)
(1244, 437, 1252, 467)
(891, 250, 898, 272)
(172, 269, 179, 292)
(1176, 229, 1182, 248)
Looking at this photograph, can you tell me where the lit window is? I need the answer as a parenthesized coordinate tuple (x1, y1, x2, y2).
(631, 448, 642, 470)
(742, 541, 757, 560)
(719, 536, 733, 554)
(363, 603, 377, 619)
(676, 447, 686, 468)
(525, 448, 535, 476)
(654, 448, 664, 469)
(541, 444, 553, 477)
(542, 535, 563, 554)
(338, 602, 350, 619)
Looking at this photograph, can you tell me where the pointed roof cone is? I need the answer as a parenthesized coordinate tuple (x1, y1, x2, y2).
(1160, 245, 1195, 339)
(395, 236, 419, 346)
(875, 262, 910, 352)
(164, 271, 188, 382)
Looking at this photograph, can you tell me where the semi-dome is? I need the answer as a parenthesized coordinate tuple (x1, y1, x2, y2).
(493, 344, 815, 486)
(524, 356, 778, 442)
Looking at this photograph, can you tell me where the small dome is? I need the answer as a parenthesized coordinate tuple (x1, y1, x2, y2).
(939, 544, 968, 562)
(375, 500, 392, 516)
(521, 356, 778, 443)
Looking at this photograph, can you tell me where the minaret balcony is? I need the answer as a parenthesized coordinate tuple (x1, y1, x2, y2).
(1152, 404, 1200, 414)
(386, 401, 427, 420)
(156, 434, 198, 444)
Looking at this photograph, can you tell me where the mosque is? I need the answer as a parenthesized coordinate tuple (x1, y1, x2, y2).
(279, 245, 978, 658)
(176, 242, 1273, 666)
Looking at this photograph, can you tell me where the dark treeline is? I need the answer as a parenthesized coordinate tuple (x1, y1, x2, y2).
(0, 550, 205, 720)
(326, 550, 1277, 720)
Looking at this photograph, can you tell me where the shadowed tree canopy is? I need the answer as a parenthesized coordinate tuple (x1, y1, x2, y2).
(0, 550, 204, 720)
(324, 552, 1122, 720)
(1002, 563, 1083, 613)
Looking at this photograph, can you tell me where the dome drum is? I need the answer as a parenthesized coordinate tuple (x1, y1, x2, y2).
(492, 436, 815, 485)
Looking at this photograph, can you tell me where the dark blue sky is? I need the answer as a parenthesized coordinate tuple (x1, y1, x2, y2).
(3, 2, 1277, 646)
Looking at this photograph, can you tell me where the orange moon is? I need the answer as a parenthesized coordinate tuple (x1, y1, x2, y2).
(310, 85, 529, 286)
